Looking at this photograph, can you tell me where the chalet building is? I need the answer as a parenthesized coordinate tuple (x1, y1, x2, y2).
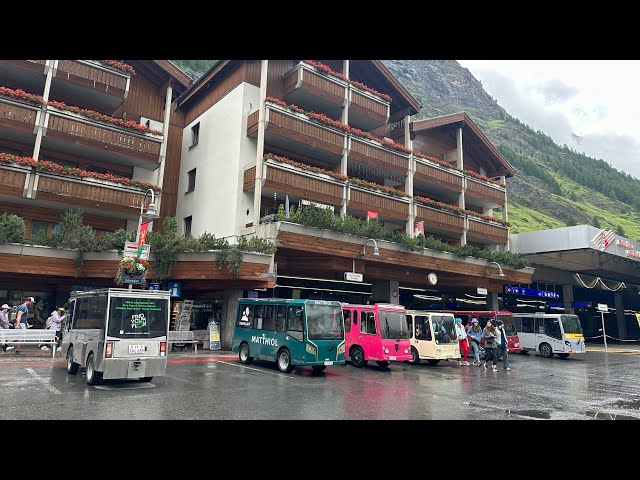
(174, 59, 534, 327)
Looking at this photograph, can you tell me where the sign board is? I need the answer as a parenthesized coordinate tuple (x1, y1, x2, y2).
(597, 303, 608, 312)
(148, 282, 161, 291)
(167, 281, 182, 298)
(247, 290, 259, 299)
(208, 320, 221, 350)
(300, 199, 334, 210)
(344, 272, 363, 282)
(504, 286, 560, 299)
(123, 242, 150, 260)
(477, 287, 488, 295)
(123, 277, 143, 284)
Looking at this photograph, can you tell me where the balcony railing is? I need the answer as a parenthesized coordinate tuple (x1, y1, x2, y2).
(414, 158, 463, 194)
(349, 137, 409, 176)
(244, 166, 256, 191)
(0, 164, 29, 198)
(348, 186, 409, 222)
(465, 176, 506, 208)
(348, 88, 390, 131)
(415, 204, 465, 236)
(0, 97, 39, 134)
(44, 107, 162, 168)
(282, 62, 346, 119)
(248, 104, 346, 164)
(467, 216, 508, 244)
(32, 173, 149, 217)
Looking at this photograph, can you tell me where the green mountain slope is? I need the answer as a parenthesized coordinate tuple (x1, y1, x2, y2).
(173, 59, 640, 240)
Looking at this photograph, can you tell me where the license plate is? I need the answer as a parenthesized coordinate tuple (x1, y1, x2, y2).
(389, 356, 397, 360)
(324, 361, 333, 366)
(128, 345, 146, 354)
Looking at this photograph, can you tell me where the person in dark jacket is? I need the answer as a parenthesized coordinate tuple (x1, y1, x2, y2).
(494, 320, 511, 371)
(467, 318, 482, 365)
(482, 320, 498, 371)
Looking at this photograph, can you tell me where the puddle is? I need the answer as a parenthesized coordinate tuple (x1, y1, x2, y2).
(94, 382, 156, 390)
(612, 399, 640, 410)
(505, 409, 551, 419)
(585, 410, 639, 420)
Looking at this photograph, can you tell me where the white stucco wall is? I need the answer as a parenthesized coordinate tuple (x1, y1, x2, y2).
(176, 82, 260, 240)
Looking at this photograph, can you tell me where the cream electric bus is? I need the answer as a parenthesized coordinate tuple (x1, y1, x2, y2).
(62, 288, 170, 384)
(405, 311, 460, 365)
(511, 313, 586, 359)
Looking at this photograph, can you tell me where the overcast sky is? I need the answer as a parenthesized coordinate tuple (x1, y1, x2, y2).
(457, 60, 640, 179)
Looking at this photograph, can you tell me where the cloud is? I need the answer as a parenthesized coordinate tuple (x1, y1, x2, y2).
(577, 132, 640, 179)
(533, 79, 579, 105)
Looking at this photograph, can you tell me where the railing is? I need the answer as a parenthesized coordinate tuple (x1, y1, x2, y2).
(414, 158, 463, 192)
(34, 173, 147, 215)
(243, 166, 256, 190)
(0, 164, 28, 198)
(348, 187, 409, 221)
(45, 108, 162, 164)
(467, 217, 508, 244)
(247, 110, 260, 136)
(349, 137, 409, 175)
(349, 88, 390, 129)
(56, 60, 129, 91)
(415, 204, 465, 235)
(0, 97, 39, 131)
(465, 177, 506, 206)
(283, 63, 346, 110)
(264, 163, 344, 206)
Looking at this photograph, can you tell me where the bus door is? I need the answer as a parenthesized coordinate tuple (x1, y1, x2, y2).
(286, 305, 305, 351)
(543, 316, 564, 352)
(359, 310, 378, 359)
(519, 316, 536, 350)
(256, 304, 278, 359)
(414, 315, 432, 357)
(343, 308, 354, 351)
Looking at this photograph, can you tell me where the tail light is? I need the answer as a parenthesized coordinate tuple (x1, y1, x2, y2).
(105, 342, 113, 359)
(160, 342, 166, 356)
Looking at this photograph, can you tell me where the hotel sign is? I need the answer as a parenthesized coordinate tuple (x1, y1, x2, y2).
(591, 229, 616, 251)
(504, 286, 560, 299)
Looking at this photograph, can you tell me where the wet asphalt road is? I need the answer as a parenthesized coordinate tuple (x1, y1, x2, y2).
(1, 350, 639, 420)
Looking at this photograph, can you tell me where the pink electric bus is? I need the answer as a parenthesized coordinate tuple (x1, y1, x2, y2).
(341, 303, 412, 368)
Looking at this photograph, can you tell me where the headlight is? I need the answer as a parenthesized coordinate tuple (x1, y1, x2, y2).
(306, 344, 317, 356)
(384, 348, 389, 354)
(404, 348, 409, 354)
(337, 343, 345, 355)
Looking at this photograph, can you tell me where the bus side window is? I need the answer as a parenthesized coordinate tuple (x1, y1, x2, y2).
(521, 317, 534, 333)
(361, 312, 376, 335)
(66, 300, 76, 330)
(262, 306, 275, 331)
(425, 318, 432, 341)
(343, 310, 351, 333)
(74, 297, 90, 329)
(275, 306, 286, 332)
(406, 315, 414, 338)
(535, 317, 545, 334)
(237, 304, 254, 328)
(512, 317, 522, 332)
(286, 306, 303, 342)
(544, 318, 562, 339)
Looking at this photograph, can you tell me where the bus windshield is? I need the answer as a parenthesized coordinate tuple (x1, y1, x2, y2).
(497, 314, 516, 336)
(560, 315, 583, 335)
(380, 310, 409, 340)
(107, 296, 168, 339)
(306, 304, 344, 340)
(432, 315, 456, 344)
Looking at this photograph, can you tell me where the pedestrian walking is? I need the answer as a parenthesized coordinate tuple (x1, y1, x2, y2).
(1, 304, 15, 352)
(46, 307, 66, 353)
(482, 320, 498, 371)
(14, 296, 35, 355)
(494, 319, 511, 371)
(454, 317, 470, 366)
(466, 318, 482, 365)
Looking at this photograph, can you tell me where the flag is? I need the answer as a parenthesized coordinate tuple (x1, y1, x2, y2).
(285, 195, 290, 219)
(367, 211, 378, 220)
(137, 221, 149, 258)
(415, 221, 424, 237)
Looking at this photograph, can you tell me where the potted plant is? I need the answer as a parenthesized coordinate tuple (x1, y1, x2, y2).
(115, 257, 150, 286)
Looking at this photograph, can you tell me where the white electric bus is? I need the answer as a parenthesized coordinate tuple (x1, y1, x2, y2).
(511, 313, 586, 359)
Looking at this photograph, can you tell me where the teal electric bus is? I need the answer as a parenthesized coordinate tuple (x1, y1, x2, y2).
(231, 298, 345, 373)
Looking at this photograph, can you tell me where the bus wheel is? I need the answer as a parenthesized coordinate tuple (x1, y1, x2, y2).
(312, 365, 326, 373)
(479, 345, 486, 360)
(66, 346, 79, 375)
(85, 353, 102, 385)
(140, 377, 153, 382)
(408, 347, 420, 365)
(239, 342, 253, 365)
(376, 360, 391, 368)
(427, 359, 440, 365)
(539, 343, 553, 358)
(350, 346, 367, 368)
(277, 348, 294, 373)
(557, 353, 570, 359)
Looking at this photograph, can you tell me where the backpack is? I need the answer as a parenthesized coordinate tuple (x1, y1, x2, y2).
(46, 316, 53, 328)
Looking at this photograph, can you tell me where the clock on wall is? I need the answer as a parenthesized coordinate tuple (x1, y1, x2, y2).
(427, 272, 438, 286)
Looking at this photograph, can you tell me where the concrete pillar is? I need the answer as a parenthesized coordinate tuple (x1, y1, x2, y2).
(252, 60, 269, 227)
(32, 60, 55, 161)
(562, 284, 575, 314)
(615, 291, 626, 340)
(221, 288, 243, 350)
(457, 128, 467, 246)
(156, 84, 173, 189)
(487, 292, 499, 311)
(405, 116, 414, 236)
(456, 127, 464, 170)
(372, 280, 400, 304)
(340, 60, 350, 217)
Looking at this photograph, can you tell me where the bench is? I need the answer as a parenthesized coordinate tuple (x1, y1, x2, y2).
(168, 330, 198, 355)
(0, 329, 57, 358)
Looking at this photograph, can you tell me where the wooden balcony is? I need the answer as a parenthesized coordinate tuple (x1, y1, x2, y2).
(248, 104, 346, 165)
(467, 217, 508, 245)
(0, 97, 39, 143)
(348, 88, 390, 131)
(0, 164, 29, 199)
(349, 137, 409, 176)
(0, 61, 47, 94)
(51, 60, 130, 112)
(348, 186, 409, 222)
(32, 173, 149, 218)
(414, 158, 463, 199)
(465, 177, 506, 209)
(282, 62, 346, 120)
(415, 204, 464, 237)
(243, 166, 256, 191)
(43, 107, 162, 169)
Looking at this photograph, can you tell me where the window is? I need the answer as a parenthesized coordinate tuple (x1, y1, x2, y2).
(275, 305, 286, 332)
(360, 311, 377, 335)
(30, 220, 51, 238)
(406, 314, 413, 338)
(186, 168, 196, 193)
(286, 306, 304, 342)
(257, 305, 275, 331)
(74, 295, 107, 329)
(415, 316, 429, 340)
(544, 317, 562, 340)
(343, 310, 351, 333)
(190, 122, 200, 147)
(521, 317, 534, 333)
(535, 317, 545, 334)
(237, 304, 254, 328)
(184, 216, 192, 237)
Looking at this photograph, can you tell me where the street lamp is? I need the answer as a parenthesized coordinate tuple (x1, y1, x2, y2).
(136, 189, 160, 244)
(487, 261, 505, 277)
(361, 238, 381, 258)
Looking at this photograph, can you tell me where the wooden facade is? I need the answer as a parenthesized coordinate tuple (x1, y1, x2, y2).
(0, 98, 38, 134)
(0, 165, 28, 198)
(349, 137, 409, 175)
(414, 158, 463, 193)
(348, 187, 409, 221)
(264, 164, 344, 206)
(415, 204, 465, 236)
(282, 65, 346, 115)
(465, 177, 506, 206)
(467, 217, 509, 244)
(54, 60, 128, 108)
